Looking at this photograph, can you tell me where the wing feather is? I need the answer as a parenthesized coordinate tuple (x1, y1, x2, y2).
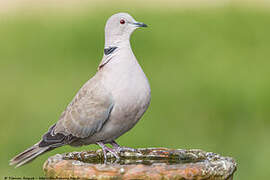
(54, 76, 114, 138)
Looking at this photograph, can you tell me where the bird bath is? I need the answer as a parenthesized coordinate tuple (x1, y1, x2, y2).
(43, 147, 237, 180)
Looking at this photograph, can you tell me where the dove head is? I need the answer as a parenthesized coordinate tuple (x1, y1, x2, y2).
(104, 12, 147, 47)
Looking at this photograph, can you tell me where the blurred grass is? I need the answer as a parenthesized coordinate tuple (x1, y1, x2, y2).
(0, 6, 270, 179)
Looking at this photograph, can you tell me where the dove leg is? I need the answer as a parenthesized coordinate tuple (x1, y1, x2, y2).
(96, 142, 120, 161)
(110, 140, 136, 152)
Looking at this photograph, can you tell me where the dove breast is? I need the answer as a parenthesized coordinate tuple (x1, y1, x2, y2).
(76, 47, 151, 144)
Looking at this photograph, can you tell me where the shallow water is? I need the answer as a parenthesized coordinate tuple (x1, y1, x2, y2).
(63, 148, 205, 165)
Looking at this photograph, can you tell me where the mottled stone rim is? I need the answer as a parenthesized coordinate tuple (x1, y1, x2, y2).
(43, 147, 237, 180)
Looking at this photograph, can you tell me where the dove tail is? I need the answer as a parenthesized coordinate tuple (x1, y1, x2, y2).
(10, 124, 77, 168)
(9, 141, 52, 168)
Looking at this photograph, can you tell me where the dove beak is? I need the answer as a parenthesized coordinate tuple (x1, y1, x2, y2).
(133, 22, 148, 28)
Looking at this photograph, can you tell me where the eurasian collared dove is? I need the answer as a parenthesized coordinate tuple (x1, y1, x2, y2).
(10, 12, 150, 167)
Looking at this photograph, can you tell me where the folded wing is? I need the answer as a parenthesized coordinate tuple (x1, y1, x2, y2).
(53, 77, 114, 138)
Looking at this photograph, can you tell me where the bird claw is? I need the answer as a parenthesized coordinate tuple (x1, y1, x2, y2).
(110, 140, 137, 153)
(97, 142, 120, 162)
(97, 141, 137, 163)
(106, 148, 120, 160)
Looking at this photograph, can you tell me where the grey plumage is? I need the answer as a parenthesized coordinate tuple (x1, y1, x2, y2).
(53, 77, 114, 138)
(10, 12, 150, 167)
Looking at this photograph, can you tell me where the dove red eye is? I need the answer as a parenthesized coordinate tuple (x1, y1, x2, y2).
(120, 19, 125, 24)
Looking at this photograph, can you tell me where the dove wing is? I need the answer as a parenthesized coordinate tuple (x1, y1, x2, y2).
(53, 76, 114, 138)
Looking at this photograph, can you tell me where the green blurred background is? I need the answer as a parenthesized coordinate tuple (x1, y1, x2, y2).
(1, 1, 270, 179)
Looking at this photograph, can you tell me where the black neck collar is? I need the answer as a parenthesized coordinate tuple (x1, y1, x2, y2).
(104, 46, 118, 55)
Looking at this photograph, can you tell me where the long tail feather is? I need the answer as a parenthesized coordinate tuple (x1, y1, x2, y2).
(10, 124, 75, 167)
(9, 142, 50, 168)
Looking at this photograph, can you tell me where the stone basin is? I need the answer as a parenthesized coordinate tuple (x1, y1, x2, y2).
(43, 147, 237, 180)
